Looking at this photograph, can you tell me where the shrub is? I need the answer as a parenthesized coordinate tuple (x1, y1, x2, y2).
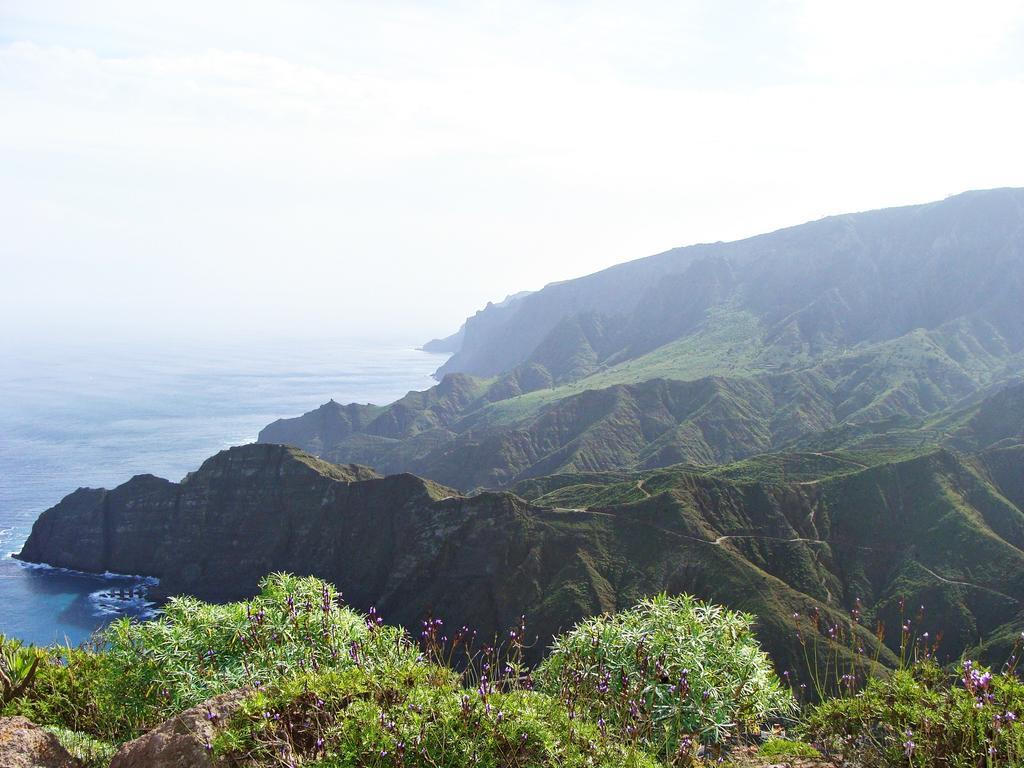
(97, 572, 416, 737)
(8, 573, 416, 743)
(803, 658, 1024, 767)
(3, 643, 109, 736)
(536, 593, 794, 761)
(215, 661, 659, 768)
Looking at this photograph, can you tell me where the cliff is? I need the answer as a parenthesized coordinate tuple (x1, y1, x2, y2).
(17, 443, 1024, 671)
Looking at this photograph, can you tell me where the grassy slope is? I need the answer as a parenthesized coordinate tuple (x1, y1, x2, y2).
(472, 311, 1018, 430)
(510, 447, 1024, 670)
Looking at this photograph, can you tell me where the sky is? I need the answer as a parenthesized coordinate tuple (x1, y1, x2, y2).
(2, 1, 1023, 345)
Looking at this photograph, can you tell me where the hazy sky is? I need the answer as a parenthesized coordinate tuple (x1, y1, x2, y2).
(2, 1, 1023, 344)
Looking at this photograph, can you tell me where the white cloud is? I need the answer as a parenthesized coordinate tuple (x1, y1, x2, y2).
(795, 0, 1024, 82)
(0, 2, 1022, 344)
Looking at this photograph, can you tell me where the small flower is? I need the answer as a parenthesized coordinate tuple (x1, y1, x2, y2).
(903, 729, 915, 757)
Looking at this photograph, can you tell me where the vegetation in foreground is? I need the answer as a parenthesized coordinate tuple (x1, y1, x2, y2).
(2, 572, 1023, 767)
(803, 659, 1024, 767)
(537, 594, 793, 761)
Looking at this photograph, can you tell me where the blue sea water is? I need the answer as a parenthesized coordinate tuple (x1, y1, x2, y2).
(0, 337, 441, 646)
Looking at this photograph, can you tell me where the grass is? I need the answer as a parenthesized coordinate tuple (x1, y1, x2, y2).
(4, 573, 414, 742)
(802, 659, 1024, 766)
(471, 307, 770, 428)
(758, 737, 821, 758)
(448, 305, 1013, 439)
(574, 307, 769, 390)
(45, 726, 118, 768)
(214, 662, 659, 768)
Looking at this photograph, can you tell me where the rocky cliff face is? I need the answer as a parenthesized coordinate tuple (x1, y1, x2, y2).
(16, 445, 384, 599)
(18, 443, 1024, 671)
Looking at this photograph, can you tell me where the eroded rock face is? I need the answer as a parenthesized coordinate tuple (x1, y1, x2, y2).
(16, 443, 392, 602)
(109, 689, 247, 768)
(0, 717, 81, 768)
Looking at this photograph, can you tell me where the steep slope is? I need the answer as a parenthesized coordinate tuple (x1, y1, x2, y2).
(261, 355, 1018, 491)
(946, 379, 1024, 451)
(17, 443, 1024, 673)
(258, 401, 385, 456)
(421, 291, 532, 354)
(260, 190, 1024, 491)
(16, 445, 385, 597)
(436, 188, 1024, 381)
(508, 449, 1024, 664)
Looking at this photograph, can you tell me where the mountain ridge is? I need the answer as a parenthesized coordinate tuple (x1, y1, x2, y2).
(17, 441, 1024, 673)
(435, 187, 1024, 381)
(261, 188, 1024, 490)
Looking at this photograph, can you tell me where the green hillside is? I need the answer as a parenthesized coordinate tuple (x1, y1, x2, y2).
(261, 190, 1024, 491)
(20, 442, 1024, 677)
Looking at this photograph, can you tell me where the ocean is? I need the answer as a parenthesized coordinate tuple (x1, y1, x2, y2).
(0, 337, 442, 646)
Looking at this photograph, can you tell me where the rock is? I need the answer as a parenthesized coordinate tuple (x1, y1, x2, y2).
(109, 689, 247, 768)
(0, 717, 81, 768)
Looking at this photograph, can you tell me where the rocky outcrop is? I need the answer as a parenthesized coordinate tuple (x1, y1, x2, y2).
(109, 689, 246, 768)
(0, 717, 81, 768)
(17, 443, 438, 602)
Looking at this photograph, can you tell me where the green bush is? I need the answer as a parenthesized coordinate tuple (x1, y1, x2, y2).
(98, 572, 415, 736)
(803, 659, 1024, 767)
(7, 573, 416, 743)
(3, 643, 109, 736)
(536, 593, 794, 761)
(215, 661, 659, 768)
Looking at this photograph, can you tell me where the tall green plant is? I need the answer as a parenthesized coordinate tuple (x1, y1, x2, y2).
(0, 636, 42, 707)
(536, 593, 793, 761)
(98, 572, 415, 735)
